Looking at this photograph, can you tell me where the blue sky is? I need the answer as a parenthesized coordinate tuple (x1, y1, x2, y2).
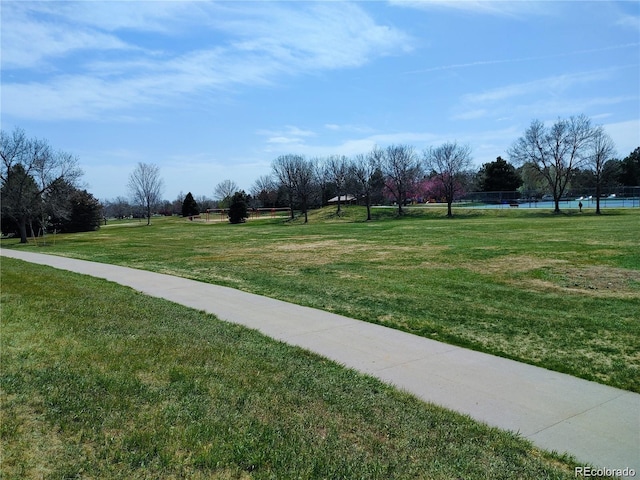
(2, 0, 639, 202)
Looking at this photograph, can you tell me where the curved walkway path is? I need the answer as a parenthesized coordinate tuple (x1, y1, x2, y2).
(2, 249, 638, 475)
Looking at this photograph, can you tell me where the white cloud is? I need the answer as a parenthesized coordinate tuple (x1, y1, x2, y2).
(389, 0, 551, 17)
(257, 126, 316, 147)
(616, 14, 640, 31)
(2, 2, 412, 120)
(267, 137, 303, 145)
(463, 70, 613, 105)
(603, 119, 640, 157)
(261, 129, 442, 158)
(258, 126, 316, 138)
(404, 43, 640, 76)
(1, 6, 134, 69)
(451, 68, 634, 122)
(8, 1, 204, 34)
(323, 123, 374, 134)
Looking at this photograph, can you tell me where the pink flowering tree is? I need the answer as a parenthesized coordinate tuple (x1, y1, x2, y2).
(380, 144, 422, 215)
(423, 173, 466, 204)
(423, 142, 472, 217)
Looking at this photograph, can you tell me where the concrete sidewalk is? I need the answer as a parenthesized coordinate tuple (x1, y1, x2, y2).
(2, 248, 639, 475)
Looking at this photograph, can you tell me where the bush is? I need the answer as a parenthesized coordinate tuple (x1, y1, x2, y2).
(228, 191, 248, 224)
(55, 189, 103, 233)
(181, 192, 199, 217)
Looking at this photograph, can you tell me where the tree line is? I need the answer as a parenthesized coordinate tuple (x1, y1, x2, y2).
(246, 115, 636, 221)
(1, 128, 101, 243)
(103, 137, 639, 225)
(3, 115, 639, 238)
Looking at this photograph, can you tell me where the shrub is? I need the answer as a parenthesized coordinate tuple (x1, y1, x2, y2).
(228, 191, 248, 224)
(181, 192, 199, 217)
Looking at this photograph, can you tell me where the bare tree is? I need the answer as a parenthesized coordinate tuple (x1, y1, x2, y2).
(271, 155, 318, 222)
(424, 142, 472, 217)
(104, 196, 132, 219)
(169, 191, 185, 216)
(214, 179, 239, 208)
(292, 157, 315, 224)
(313, 157, 331, 206)
(509, 115, 595, 213)
(127, 162, 163, 225)
(381, 144, 422, 215)
(1, 128, 82, 243)
(326, 155, 349, 215)
(272, 155, 299, 220)
(251, 175, 278, 208)
(350, 150, 382, 221)
(588, 127, 616, 215)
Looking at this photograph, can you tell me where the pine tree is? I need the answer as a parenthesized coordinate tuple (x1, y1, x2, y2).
(228, 191, 248, 224)
(181, 192, 199, 217)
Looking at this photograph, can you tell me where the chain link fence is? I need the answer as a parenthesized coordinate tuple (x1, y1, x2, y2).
(460, 186, 640, 208)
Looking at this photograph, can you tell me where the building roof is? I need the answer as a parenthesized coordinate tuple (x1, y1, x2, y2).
(327, 195, 356, 203)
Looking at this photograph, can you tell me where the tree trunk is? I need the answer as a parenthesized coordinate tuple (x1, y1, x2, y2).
(595, 183, 601, 215)
(18, 217, 28, 244)
(29, 220, 37, 243)
(554, 198, 561, 213)
(447, 202, 453, 217)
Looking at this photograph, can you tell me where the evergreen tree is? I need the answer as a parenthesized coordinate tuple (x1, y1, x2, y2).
(0, 164, 41, 238)
(619, 147, 640, 186)
(55, 189, 102, 233)
(181, 191, 200, 217)
(478, 157, 522, 192)
(228, 191, 248, 224)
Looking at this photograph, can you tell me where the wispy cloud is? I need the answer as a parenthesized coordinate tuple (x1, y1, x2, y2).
(8, 1, 206, 35)
(324, 123, 373, 134)
(462, 70, 613, 104)
(404, 43, 640, 75)
(389, 0, 551, 17)
(261, 128, 443, 157)
(223, 2, 413, 71)
(616, 13, 640, 31)
(2, 2, 412, 121)
(1, 4, 135, 69)
(452, 67, 635, 121)
(257, 126, 316, 146)
(259, 125, 526, 164)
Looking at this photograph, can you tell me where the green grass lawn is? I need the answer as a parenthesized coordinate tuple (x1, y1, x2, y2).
(1, 258, 591, 479)
(3, 206, 639, 392)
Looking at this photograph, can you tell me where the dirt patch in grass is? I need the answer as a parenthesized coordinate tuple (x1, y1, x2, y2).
(469, 255, 567, 275)
(256, 239, 359, 266)
(529, 266, 640, 298)
(274, 239, 358, 252)
(267, 240, 446, 268)
(467, 255, 639, 298)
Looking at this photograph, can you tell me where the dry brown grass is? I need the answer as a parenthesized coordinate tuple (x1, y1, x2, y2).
(1, 394, 66, 479)
(463, 254, 639, 298)
(528, 266, 640, 298)
(469, 254, 566, 275)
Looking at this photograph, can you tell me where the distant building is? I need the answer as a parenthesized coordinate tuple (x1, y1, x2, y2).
(327, 195, 357, 205)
